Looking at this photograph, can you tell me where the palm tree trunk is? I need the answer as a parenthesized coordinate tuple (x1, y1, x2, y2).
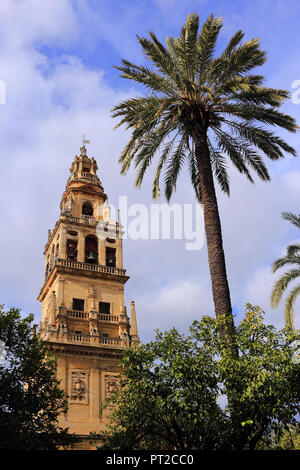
(193, 130, 237, 355)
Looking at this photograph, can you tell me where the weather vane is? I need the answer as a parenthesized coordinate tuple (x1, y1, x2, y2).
(81, 134, 90, 145)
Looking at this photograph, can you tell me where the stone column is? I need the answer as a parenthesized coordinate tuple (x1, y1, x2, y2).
(130, 300, 139, 348)
(116, 239, 123, 269)
(57, 277, 65, 307)
(98, 239, 106, 266)
(56, 357, 68, 423)
(91, 368, 100, 421)
(77, 230, 85, 262)
(48, 291, 57, 327)
(59, 226, 67, 259)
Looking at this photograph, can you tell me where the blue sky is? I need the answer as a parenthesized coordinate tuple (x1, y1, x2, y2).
(0, 0, 300, 341)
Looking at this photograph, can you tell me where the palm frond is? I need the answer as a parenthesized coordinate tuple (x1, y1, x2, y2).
(137, 33, 183, 89)
(223, 103, 297, 133)
(212, 128, 254, 183)
(287, 244, 300, 257)
(134, 122, 175, 187)
(187, 142, 202, 202)
(164, 136, 187, 201)
(152, 139, 176, 199)
(197, 15, 223, 70)
(207, 138, 230, 195)
(174, 13, 200, 81)
(222, 30, 245, 57)
(223, 120, 296, 159)
(271, 268, 300, 308)
(114, 62, 178, 97)
(222, 38, 266, 78)
(284, 284, 300, 329)
(282, 212, 300, 229)
(231, 86, 289, 107)
(271, 252, 300, 273)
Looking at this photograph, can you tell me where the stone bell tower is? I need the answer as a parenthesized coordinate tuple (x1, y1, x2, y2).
(37, 143, 139, 445)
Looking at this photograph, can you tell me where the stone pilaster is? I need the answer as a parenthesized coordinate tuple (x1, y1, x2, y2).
(77, 230, 85, 262)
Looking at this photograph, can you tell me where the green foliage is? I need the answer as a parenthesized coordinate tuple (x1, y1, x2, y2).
(0, 305, 78, 450)
(272, 424, 300, 449)
(271, 212, 300, 330)
(112, 13, 297, 202)
(95, 305, 299, 450)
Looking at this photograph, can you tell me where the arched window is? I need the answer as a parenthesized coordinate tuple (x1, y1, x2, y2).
(85, 235, 98, 264)
(82, 201, 93, 216)
(106, 247, 116, 268)
(67, 239, 78, 260)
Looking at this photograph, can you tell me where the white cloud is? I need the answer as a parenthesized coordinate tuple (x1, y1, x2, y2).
(244, 265, 300, 331)
(0, 0, 77, 49)
(136, 279, 214, 341)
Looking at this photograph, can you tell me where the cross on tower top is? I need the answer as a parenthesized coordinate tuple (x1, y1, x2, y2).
(80, 134, 91, 157)
(81, 134, 90, 145)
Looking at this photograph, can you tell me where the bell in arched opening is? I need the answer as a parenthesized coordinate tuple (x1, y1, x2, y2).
(85, 236, 98, 264)
(82, 201, 93, 217)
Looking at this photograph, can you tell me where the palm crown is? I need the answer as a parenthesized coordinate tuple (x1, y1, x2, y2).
(112, 13, 297, 352)
(112, 13, 297, 201)
(271, 212, 300, 331)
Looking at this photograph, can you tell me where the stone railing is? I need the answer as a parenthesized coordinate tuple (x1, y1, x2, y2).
(68, 333, 91, 343)
(81, 173, 96, 180)
(68, 172, 98, 181)
(67, 310, 89, 319)
(67, 333, 127, 348)
(100, 337, 125, 346)
(98, 314, 119, 323)
(67, 310, 119, 323)
(60, 213, 97, 226)
(56, 258, 126, 276)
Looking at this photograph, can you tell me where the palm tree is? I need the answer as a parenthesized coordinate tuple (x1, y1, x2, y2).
(271, 212, 300, 330)
(112, 13, 297, 351)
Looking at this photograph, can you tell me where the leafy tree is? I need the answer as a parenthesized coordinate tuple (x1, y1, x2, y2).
(272, 424, 300, 450)
(95, 305, 299, 450)
(0, 305, 78, 450)
(271, 212, 300, 330)
(112, 13, 297, 351)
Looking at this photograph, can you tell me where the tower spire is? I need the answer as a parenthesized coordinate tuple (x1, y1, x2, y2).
(130, 300, 139, 339)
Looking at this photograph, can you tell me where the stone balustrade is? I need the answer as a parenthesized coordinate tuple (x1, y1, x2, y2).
(60, 213, 97, 226)
(67, 333, 127, 348)
(67, 310, 89, 319)
(55, 258, 126, 276)
(67, 310, 119, 323)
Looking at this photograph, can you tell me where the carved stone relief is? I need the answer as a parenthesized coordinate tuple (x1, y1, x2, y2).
(71, 371, 88, 403)
(104, 375, 119, 399)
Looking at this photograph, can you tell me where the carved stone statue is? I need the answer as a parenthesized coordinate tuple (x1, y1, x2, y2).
(80, 145, 87, 157)
(87, 286, 96, 310)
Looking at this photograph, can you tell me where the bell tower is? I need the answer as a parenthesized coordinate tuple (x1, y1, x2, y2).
(37, 143, 139, 444)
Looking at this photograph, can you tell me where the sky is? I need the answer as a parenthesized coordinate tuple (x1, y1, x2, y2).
(0, 0, 300, 342)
